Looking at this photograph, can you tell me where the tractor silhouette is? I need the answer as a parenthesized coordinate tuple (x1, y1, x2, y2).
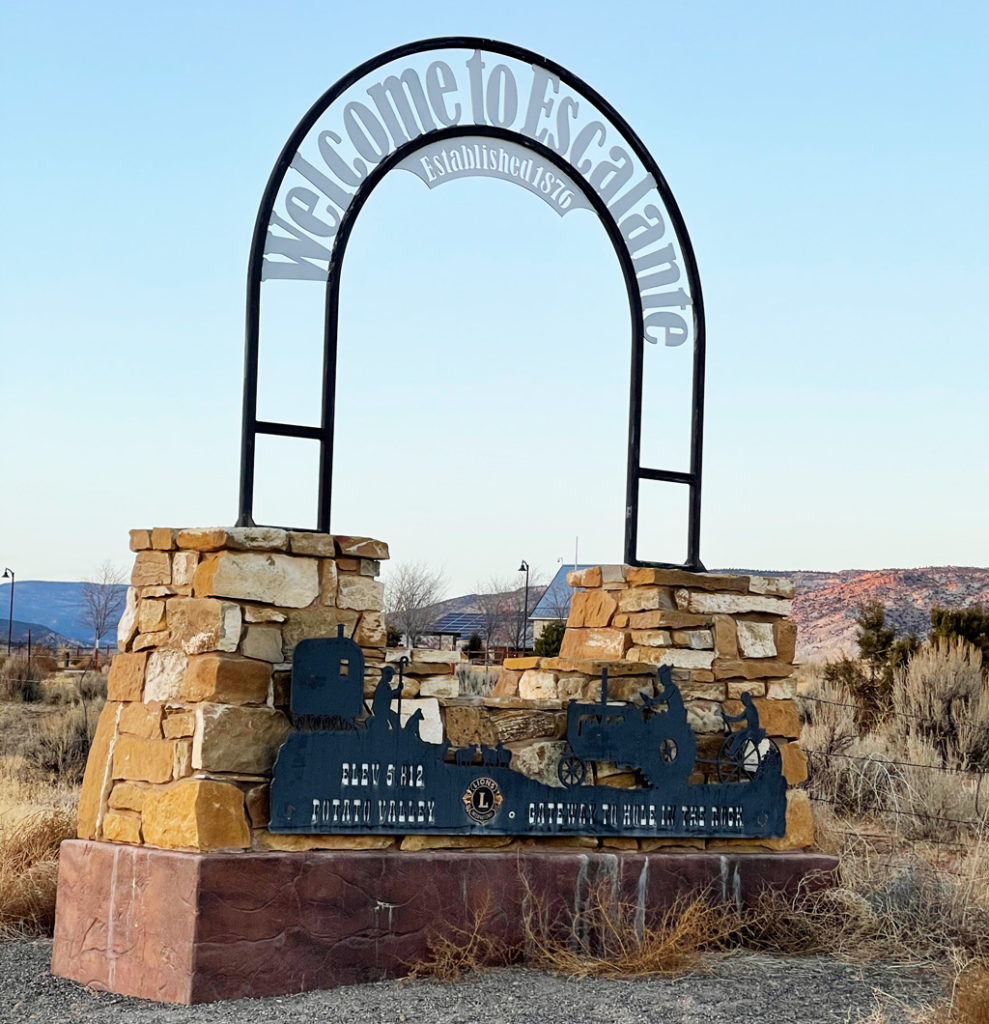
(557, 665, 697, 789)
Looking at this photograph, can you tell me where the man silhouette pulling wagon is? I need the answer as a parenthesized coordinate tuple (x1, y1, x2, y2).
(717, 692, 769, 782)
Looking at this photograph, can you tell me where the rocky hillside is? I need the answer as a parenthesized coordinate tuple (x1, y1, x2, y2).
(786, 567, 989, 662)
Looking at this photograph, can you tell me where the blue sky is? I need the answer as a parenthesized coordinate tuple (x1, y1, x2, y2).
(1, 1, 986, 594)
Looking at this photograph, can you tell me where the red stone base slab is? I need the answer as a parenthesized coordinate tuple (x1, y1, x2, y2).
(52, 839, 837, 1004)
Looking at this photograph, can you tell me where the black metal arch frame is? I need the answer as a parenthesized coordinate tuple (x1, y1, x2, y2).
(239, 36, 706, 570)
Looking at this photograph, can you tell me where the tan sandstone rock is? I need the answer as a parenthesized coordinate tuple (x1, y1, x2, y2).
(162, 710, 197, 738)
(132, 551, 171, 587)
(559, 628, 631, 661)
(240, 624, 284, 663)
(626, 647, 715, 669)
(336, 574, 384, 612)
(167, 597, 242, 655)
(287, 531, 337, 557)
(519, 670, 558, 700)
(192, 704, 291, 775)
(107, 781, 150, 813)
(112, 735, 175, 784)
(181, 652, 271, 704)
(748, 576, 796, 598)
(736, 621, 777, 659)
(142, 779, 251, 851)
(722, 697, 802, 739)
(335, 536, 389, 559)
(568, 590, 618, 628)
(102, 810, 142, 844)
(116, 587, 139, 651)
(194, 552, 319, 608)
(713, 659, 794, 681)
(257, 832, 395, 851)
(399, 835, 512, 851)
(118, 701, 163, 740)
(107, 652, 148, 702)
(138, 599, 167, 635)
(567, 567, 601, 588)
(77, 702, 121, 839)
(225, 527, 289, 551)
(144, 649, 189, 701)
(175, 528, 230, 551)
(617, 588, 675, 613)
(675, 590, 793, 617)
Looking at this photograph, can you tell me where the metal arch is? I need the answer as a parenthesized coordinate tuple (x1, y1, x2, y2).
(239, 36, 707, 570)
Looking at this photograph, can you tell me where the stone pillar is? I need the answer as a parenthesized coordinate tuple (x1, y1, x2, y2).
(76, 527, 387, 852)
(496, 564, 812, 851)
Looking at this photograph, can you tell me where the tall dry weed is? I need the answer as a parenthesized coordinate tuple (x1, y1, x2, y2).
(523, 885, 741, 979)
(801, 652, 989, 841)
(409, 890, 517, 981)
(21, 704, 94, 783)
(892, 640, 989, 769)
(0, 656, 42, 702)
(0, 806, 75, 935)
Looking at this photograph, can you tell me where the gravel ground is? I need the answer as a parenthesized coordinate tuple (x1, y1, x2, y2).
(1, 939, 943, 1024)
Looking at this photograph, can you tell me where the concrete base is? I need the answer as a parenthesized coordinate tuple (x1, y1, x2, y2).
(52, 840, 837, 1004)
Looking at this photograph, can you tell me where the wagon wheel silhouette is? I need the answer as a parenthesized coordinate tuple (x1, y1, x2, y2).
(558, 753, 587, 788)
(716, 734, 770, 783)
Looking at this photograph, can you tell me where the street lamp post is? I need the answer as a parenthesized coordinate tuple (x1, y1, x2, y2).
(2, 568, 14, 656)
(518, 560, 530, 655)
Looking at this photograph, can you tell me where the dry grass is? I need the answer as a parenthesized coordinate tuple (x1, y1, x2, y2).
(522, 884, 741, 980)
(893, 640, 989, 769)
(408, 890, 517, 981)
(0, 699, 82, 936)
(0, 803, 75, 936)
(412, 884, 740, 982)
(800, 654, 989, 841)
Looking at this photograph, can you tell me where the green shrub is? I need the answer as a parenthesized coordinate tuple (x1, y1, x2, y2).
(930, 604, 989, 667)
(534, 620, 566, 658)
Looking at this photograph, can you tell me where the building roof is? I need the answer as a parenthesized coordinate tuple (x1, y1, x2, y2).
(528, 564, 594, 621)
(423, 611, 488, 637)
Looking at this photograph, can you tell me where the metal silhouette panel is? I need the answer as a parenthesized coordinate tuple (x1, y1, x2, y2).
(269, 630, 787, 840)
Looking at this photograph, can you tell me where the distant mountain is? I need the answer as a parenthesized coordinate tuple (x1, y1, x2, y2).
(2, 619, 76, 648)
(0, 581, 126, 646)
(787, 567, 989, 662)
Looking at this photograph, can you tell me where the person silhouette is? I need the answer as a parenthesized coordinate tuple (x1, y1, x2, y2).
(643, 666, 684, 720)
(722, 692, 762, 736)
(371, 667, 403, 731)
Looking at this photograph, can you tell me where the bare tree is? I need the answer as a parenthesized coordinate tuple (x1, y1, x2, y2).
(474, 580, 510, 664)
(79, 560, 126, 665)
(475, 575, 547, 659)
(383, 563, 447, 648)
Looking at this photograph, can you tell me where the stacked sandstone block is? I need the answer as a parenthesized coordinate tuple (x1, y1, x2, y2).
(489, 564, 812, 851)
(77, 527, 387, 853)
(79, 538, 812, 855)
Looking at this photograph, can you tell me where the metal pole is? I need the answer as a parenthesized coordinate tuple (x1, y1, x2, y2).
(519, 560, 530, 654)
(3, 569, 13, 656)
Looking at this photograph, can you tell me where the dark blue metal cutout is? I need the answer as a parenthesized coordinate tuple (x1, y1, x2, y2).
(269, 631, 787, 839)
